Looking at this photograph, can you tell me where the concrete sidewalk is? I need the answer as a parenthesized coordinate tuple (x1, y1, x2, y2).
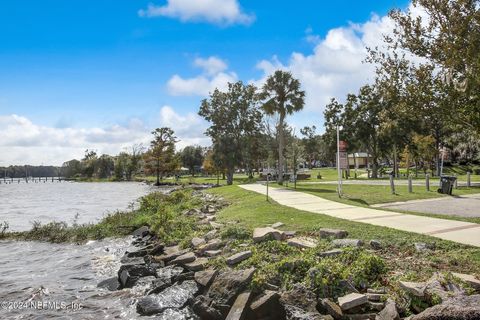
(301, 180, 480, 187)
(239, 184, 480, 247)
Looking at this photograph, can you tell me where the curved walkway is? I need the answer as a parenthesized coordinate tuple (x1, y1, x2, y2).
(239, 184, 480, 247)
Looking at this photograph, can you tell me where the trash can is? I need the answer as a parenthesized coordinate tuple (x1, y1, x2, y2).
(437, 176, 457, 195)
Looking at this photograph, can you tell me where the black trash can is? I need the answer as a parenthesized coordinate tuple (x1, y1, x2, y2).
(437, 175, 457, 195)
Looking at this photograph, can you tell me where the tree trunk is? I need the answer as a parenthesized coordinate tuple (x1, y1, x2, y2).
(226, 168, 234, 185)
(393, 144, 399, 178)
(156, 158, 160, 186)
(277, 114, 285, 185)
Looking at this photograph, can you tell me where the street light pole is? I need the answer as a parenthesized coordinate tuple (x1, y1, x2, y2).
(337, 125, 342, 197)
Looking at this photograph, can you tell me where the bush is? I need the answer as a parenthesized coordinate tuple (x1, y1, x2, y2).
(221, 225, 251, 240)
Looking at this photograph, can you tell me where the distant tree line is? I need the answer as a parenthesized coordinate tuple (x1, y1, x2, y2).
(0, 165, 61, 178)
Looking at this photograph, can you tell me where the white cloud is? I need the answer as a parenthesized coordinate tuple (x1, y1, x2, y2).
(158, 106, 210, 148)
(167, 56, 237, 96)
(138, 0, 255, 26)
(0, 114, 151, 166)
(0, 110, 210, 165)
(194, 56, 228, 75)
(252, 13, 396, 113)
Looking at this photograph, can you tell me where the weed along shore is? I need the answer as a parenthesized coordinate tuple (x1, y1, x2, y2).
(4, 185, 478, 319)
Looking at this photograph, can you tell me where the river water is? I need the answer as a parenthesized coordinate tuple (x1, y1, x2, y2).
(0, 182, 167, 319)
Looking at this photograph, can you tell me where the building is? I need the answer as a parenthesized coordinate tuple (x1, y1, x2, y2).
(348, 152, 371, 168)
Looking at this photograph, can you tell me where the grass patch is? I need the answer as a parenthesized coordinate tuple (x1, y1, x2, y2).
(207, 186, 480, 282)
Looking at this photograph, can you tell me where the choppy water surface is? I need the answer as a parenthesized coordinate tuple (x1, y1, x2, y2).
(0, 182, 167, 319)
(0, 182, 152, 231)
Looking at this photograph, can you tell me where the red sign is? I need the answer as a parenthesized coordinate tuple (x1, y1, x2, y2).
(339, 141, 348, 152)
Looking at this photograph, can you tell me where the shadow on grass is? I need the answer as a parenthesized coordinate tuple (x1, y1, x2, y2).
(292, 187, 337, 194)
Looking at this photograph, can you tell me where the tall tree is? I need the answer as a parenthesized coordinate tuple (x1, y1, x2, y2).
(180, 145, 204, 176)
(144, 128, 177, 186)
(260, 70, 305, 184)
(389, 0, 480, 133)
(300, 126, 320, 169)
(199, 81, 263, 185)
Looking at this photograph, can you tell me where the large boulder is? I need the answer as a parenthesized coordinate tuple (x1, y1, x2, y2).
(207, 268, 256, 306)
(376, 299, 399, 320)
(253, 227, 285, 243)
(337, 293, 368, 311)
(411, 295, 480, 319)
(97, 277, 121, 291)
(118, 263, 157, 288)
(195, 269, 218, 287)
(249, 290, 281, 319)
(136, 280, 199, 316)
(319, 299, 343, 320)
(225, 291, 251, 320)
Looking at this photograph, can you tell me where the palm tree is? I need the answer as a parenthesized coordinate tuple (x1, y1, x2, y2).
(260, 70, 305, 184)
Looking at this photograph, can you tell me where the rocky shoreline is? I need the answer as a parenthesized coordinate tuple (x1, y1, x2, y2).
(97, 190, 480, 320)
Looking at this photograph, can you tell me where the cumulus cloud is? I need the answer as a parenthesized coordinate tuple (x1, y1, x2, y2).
(0, 109, 210, 165)
(167, 56, 237, 96)
(138, 0, 255, 26)
(252, 13, 396, 113)
(0, 114, 151, 166)
(159, 106, 210, 148)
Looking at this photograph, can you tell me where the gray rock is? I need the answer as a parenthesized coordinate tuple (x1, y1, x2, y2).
(369, 302, 385, 311)
(204, 229, 217, 241)
(367, 293, 384, 302)
(156, 265, 184, 281)
(337, 293, 368, 311)
(197, 239, 223, 255)
(136, 280, 199, 315)
(250, 290, 280, 319)
(253, 227, 285, 242)
(194, 269, 218, 287)
(414, 242, 435, 252)
(191, 237, 206, 248)
(398, 281, 425, 297)
(287, 237, 318, 249)
(369, 240, 382, 250)
(155, 246, 190, 263)
(319, 228, 348, 239)
(452, 272, 480, 291)
(185, 257, 209, 272)
(411, 294, 480, 319)
(271, 222, 285, 228)
(132, 226, 150, 237)
(192, 295, 223, 320)
(226, 250, 252, 265)
(205, 250, 222, 257)
(280, 283, 318, 313)
(376, 299, 399, 320)
(318, 249, 342, 258)
(207, 267, 255, 306)
(118, 263, 157, 288)
(169, 252, 196, 266)
(332, 239, 363, 248)
(150, 243, 165, 256)
(97, 277, 120, 291)
(210, 221, 223, 229)
(225, 291, 251, 320)
(320, 298, 343, 320)
(284, 230, 297, 238)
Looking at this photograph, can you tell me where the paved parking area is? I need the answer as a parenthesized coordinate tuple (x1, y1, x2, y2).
(373, 193, 480, 218)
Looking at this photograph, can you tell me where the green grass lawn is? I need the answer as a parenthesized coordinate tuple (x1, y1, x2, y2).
(208, 185, 480, 278)
(291, 183, 480, 205)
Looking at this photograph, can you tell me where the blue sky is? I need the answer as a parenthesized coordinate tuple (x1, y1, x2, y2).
(0, 0, 410, 165)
